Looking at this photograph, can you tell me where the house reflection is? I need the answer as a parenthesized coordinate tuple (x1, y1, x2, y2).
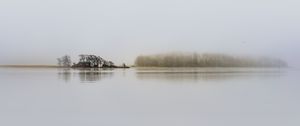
(57, 68, 113, 83)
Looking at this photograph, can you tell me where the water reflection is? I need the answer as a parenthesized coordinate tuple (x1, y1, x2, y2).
(57, 68, 72, 82)
(77, 70, 113, 83)
(58, 68, 113, 83)
(136, 68, 285, 82)
(57, 68, 286, 83)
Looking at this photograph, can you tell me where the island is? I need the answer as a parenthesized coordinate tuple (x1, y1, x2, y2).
(57, 54, 130, 68)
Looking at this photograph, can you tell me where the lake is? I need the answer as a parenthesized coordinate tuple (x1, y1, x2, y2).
(0, 67, 299, 126)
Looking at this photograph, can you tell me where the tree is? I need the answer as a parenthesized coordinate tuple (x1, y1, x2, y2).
(57, 58, 62, 66)
(57, 55, 71, 67)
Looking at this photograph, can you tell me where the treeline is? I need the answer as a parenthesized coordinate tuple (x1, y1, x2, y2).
(135, 52, 287, 67)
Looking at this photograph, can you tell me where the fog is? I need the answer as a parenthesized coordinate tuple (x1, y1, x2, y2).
(0, 0, 299, 66)
(135, 52, 287, 67)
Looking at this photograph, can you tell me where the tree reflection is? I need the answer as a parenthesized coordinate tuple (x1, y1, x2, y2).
(78, 69, 113, 82)
(57, 68, 113, 83)
(136, 69, 285, 82)
(57, 68, 72, 82)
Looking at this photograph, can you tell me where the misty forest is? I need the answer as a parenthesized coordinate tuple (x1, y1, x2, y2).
(135, 52, 287, 67)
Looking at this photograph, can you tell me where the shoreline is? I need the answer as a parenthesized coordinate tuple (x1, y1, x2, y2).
(0, 65, 59, 68)
(0, 65, 288, 69)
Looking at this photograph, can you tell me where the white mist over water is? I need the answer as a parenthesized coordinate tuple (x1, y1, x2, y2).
(1, 0, 300, 124)
(0, 68, 299, 126)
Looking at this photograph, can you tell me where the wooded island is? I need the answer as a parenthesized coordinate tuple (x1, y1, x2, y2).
(57, 54, 129, 68)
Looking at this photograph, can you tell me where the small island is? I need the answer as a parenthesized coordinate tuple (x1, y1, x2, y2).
(57, 54, 130, 68)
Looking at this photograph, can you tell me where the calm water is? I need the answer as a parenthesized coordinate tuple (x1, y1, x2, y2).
(0, 67, 299, 126)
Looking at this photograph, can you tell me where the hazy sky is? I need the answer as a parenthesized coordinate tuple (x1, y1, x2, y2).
(0, 0, 299, 66)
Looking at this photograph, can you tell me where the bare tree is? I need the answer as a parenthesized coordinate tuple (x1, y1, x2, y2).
(57, 55, 71, 67)
(57, 58, 62, 66)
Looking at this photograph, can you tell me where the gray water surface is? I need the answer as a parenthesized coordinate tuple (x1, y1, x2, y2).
(0, 67, 299, 126)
